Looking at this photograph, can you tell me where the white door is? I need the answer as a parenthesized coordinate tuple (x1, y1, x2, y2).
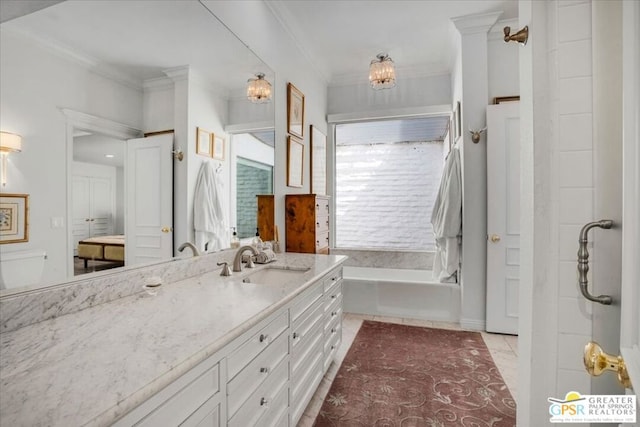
(125, 133, 174, 265)
(486, 102, 520, 334)
(618, 0, 640, 404)
(583, 0, 639, 410)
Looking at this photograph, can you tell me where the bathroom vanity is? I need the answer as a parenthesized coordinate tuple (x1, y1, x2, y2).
(0, 252, 345, 427)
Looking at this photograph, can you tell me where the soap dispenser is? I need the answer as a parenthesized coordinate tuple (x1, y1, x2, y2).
(230, 227, 240, 249)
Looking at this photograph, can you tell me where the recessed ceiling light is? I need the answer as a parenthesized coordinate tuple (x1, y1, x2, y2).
(105, 154, 115, 158)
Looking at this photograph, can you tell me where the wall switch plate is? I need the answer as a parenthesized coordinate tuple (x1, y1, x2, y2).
(50, 217, 64, 228)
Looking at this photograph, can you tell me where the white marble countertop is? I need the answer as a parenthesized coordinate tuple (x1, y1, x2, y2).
(0, 253, 346, 427)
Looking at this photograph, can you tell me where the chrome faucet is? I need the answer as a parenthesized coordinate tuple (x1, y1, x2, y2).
(232, 245, 259, 272)
(178, 242, 200, 257)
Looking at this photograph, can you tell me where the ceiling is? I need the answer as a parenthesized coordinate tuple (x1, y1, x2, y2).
(267, 0, 518, 86)
(1, 0, 518, 90)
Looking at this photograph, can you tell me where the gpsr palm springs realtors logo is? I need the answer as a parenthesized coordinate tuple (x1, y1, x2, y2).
(548, 391, 636, 423)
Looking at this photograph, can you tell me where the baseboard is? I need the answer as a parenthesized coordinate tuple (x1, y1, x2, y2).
(460, 318, 485, 331)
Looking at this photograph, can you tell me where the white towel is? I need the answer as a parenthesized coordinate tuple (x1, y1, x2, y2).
(194, 161, 228, 252)
(430, 145, 462, 283)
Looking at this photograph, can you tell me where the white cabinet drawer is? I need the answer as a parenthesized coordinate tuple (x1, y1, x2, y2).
(228, 356, 288, 427)
(290, 336, 324, 425)
(253, 377, 289, 427)
(227, 330, 288, 418)
(227, 311, 288, 380)
(291, 320, 323, 381)
(323, 269, 342, 292)
(291, 297, 324, 353)
(290, 281, 323, 321)
(180, 395, 221, 427)
(135, 363, 220, 427)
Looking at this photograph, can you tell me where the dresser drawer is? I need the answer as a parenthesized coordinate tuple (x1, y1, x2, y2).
(324, 283, 342, 313)
(315, 231, 330, 252)
(315, 197, 330, 216)
(228, 311, 288, 380)
(227, 330, 288, 418)
(315, 215, 330, 233)
(253, 377, 289, 427)
(290, 335, 324, 425)
(180, 394, 221, 427)
(228, 356, 288, 427)
(290, 281, 323, 322)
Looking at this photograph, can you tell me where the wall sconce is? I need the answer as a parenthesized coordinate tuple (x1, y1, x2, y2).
(0, 131, 22, 186)
(369, 53, 396, 90)
(246, 73, 272, 104)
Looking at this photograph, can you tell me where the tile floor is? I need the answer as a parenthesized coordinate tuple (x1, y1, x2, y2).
(297, 313, 519, 426)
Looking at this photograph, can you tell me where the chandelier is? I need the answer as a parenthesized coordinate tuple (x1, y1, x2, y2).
(246, 73, 272, 103)
(369, 53, 396, 90)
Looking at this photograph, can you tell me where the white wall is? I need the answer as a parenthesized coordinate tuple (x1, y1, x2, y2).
(0, 29, 142, 283)
(327, 74, 451, 115)
(488, 19, 520, 102)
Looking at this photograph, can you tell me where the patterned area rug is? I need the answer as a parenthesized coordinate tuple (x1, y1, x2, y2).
(313, 321, 516, 426)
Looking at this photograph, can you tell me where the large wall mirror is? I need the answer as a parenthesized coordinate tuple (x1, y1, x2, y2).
(0, 0, 275, 293)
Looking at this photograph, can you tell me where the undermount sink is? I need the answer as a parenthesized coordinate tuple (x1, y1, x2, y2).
(242, 266, 310, 285)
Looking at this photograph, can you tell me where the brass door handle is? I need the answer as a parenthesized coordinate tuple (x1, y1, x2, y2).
(161, 226, 172, 233)
(584, 341, 632, 388)
(489, 234, 501, 243)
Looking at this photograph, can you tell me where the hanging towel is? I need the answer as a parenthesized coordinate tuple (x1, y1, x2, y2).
(194, 161, 228, 252)
(430, 145, 462, 283)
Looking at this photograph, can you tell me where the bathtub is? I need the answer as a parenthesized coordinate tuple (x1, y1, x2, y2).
(342, 266, 460, 322)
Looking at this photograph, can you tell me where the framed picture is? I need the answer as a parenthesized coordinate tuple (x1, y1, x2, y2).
(212, 134, 225, 160)
(494, 96, 520, 104)
(0, 193, 29, 244)
(196, 127, 212, 157)
(287, 136, 304, 188)
(310, 125, 327, 195)
(287, 83, 305, 139)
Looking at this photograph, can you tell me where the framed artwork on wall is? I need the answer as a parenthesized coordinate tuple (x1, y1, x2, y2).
(212, 134, 225, 160)
(287, 136, 304, 188)
(310, 125, 327, 195)
(196, 127, 213, 157)
(0, 193, 29, 244)
(287, 83, 305, 139)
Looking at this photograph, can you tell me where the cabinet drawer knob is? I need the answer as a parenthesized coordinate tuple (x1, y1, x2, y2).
(331, 328, 336, 333)
(331, 294, 337, 299)
(259, 334, 269, 343)
(260, 397, 269, 407)
(292, 332, 299, 339)
(259, 367, 269, 374)
(331, 311, 337, 316)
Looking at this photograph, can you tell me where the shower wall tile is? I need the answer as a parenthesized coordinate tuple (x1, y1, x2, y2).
(558, 151, 593, 187)
(558, 332, 592, 370)
(558, 2, 592, 42)
(558, 114, 593, 151)
(558, 296, 593, 335)
(558, 188, 593, 224)
(558, 39, 592, 79)
(558, 77, 592, 114)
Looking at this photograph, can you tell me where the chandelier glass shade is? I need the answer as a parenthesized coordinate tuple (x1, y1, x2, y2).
(246, 73, 272, 103)
(369, 53, 396, 89)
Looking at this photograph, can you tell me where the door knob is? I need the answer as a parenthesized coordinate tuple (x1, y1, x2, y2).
(583, 341, 632, 388)
(161, 226, 172, 233)
(489, 234, 501, 243)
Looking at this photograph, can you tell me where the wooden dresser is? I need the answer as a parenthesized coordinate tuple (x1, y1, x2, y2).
(285, 194, 330, 254)
(256, 194, 274, 241)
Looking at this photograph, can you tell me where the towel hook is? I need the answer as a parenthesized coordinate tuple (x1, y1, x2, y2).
(469, 127, 487, 144)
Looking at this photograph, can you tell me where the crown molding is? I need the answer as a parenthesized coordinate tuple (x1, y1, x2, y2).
(143, 76, 174, 91)
(264, 0, 330, 84)
(451, 11, 503, 35)
(2, 27, 142, 91)
(60, 108, 142, 140)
